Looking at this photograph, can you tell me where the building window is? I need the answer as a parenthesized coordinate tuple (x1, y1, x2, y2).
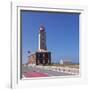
(45, 53, 48, 58)
(37, 53, 43, 59)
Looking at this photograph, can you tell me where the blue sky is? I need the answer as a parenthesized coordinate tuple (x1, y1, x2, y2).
(21, 10, 79, 64)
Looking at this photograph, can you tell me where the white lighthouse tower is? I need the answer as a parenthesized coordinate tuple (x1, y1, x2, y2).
(38, 25, 47, 51)
(28, 25, 51, 65)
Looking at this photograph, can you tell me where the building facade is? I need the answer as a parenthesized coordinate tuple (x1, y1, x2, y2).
(27, 54, 36, 65)
(36, 52, 51, 65)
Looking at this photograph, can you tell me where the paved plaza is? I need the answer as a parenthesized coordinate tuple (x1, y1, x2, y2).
(22, 65, 74, 78)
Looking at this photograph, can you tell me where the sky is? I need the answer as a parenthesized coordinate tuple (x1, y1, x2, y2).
(21, 10, 80, 64)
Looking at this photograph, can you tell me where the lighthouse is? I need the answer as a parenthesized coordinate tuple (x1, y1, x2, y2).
(38, 25, 47, 51)
(28, 25, 51, 65)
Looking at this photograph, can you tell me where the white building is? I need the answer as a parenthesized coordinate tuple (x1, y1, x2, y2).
(60, 59, 72, 65)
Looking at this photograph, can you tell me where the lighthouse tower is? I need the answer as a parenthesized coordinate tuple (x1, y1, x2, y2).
(28, 25, 51, 65)
(38, 25, 47, 51)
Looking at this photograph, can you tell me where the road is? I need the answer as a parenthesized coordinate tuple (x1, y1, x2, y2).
(22, 65, 72, 78)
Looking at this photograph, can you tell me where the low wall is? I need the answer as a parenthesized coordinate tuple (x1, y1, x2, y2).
(35, 66, 79, 75)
